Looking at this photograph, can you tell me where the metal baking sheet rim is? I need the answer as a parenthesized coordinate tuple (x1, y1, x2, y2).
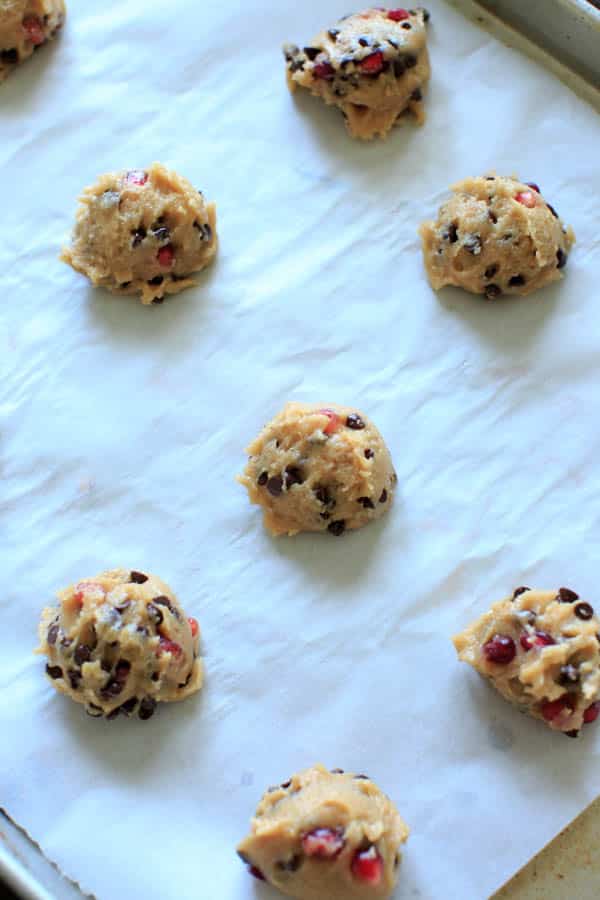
(1, 1, 599, 899)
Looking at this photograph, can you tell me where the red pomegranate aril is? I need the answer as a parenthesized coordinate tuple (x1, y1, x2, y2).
(584, 702, 600, 724)
(319, 409, 341, 435)
(159, 637, 183, 657)
(157, 244, 175, 267)
(126, 170, 148, 186)
(313, 61, 335, 80)
(351, 846, 383, 885)
(515, 191, 537, 209)
(23, 16, 45, 46)
(302, 828, 345, 859)
(541, 694, 576, 722)
(188, 617, 199, 637)
(521, 631, 556, 651)
(388, 8, 411, 21)
(483, 634, 516, 664)
(360, 51, 385, 75)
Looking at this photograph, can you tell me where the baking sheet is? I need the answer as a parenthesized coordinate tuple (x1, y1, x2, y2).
(1, 1, 600, 899)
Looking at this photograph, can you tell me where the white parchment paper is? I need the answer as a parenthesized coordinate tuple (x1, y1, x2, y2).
(2, 1, 600, 898)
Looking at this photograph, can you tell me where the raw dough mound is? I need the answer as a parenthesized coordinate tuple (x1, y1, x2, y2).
(38, 568, 203, 721)
(237, 764, 409, 900)
(0, 0, 65, 81)
(419, 175, 575, 298)
(453, 586, 600, 736)
(61, 162, 217, 305)
(284, 7, 430, 141)
(239, 402, 396, 537)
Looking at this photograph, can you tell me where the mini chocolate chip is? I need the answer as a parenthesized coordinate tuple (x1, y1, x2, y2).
(74, 644, 92, 666)
(509, 275, 526, 286)
(485, 265, 499, 279)
(119, 282, 132, 289)
(68, 669, 82, 690)
(303, 46, 322, 60)
(557, 587, 579, 603)
(114, 598, 131, 613)
(328, 520, 346, 536)
(388, 38, 399, 49)
(513, 586, 530, 599)
(280, 779, 292, 789)
(328, 28, 340, 40)
(395, 852, 401, 867)
(464, 234, 482, 255)
(379, 489, 388, 503)
(147, 603, 163, 626)
(393, 57, 406, 76)
(443, 223, 458, 243)
(102, 679, 123, 698)
(131, 227, 146, 247)
(118, 697, 138, 716)
(565, 730, 580, 739)
(320, 512, 332, 520)
(421, 7, 431, 21)
(547, 203, 559, 219)
(364, 449, 374, 459)
(201, 223, 212, 241)
(402, 21, 412, 29)
(257, 471, 268, 486)
(130, 571, 148, 583)
(46, 664, 63, 680)
(267, 476, 283, 497)
(106, 708, 122, 721)
(1, 49, 19, 64)
(60, 636, 73, 648)
(276, 856, 302, 873)
(152, 225, 170, 242)
(411, 87, 422, 101)
(47, 623, 59, 645)
(331, 768, 344, 774)
(575, 602, 594, 621)
(151, 672, 160, 681)
(101, 659, 112, 673)
(178, 669, 193, 689)
(86, 704, 103, 718)
(354, 774, 370, 780)
(485, 284, 502, 300)
(148, 275, 164, 286)
(489, 211, 498, 224)
(138, 697, 157, 720)
(115, 660, 131, 682)
(358, 497, 375, 509)
(556, 249, 568, 269)
(346, 413, 366, 430)
(153, 595, 175, 612)
(559, 665, 579, 686)
(405, 53, 417, 67)
(358, 36, 371, 47)
(314, 486, 332, 505)
(284, 466, 304, 488)
(152, 297, 164, 305)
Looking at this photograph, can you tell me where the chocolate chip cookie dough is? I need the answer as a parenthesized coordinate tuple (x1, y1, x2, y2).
(37, 568, 203, 721)
(239, 402, 396, 537)
(419, 175, 575, 299)
(61, 163, 217, 305)
(0, 0, 65, 81)
(237, 764, 409, 900)
(453, 587, 600, 736)
(284, 7, 430, 141)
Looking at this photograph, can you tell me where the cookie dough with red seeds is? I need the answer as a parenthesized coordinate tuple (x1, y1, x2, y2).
(284, 7, 431, 141)
(37, 568, 203, 721)
(237, 764, 409, 900)
(453, 586, 600, 736)
(60, 163, 217, 305)
(239, 402, 396, 537)
(419, 175, 575, 299)
(0, 0, 65, 81)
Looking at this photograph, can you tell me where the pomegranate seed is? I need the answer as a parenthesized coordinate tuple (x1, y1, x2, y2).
(360, 51, 385, 75)
(301, 828, 345, 859)
(157, 245, 175, 267)
(351, 846, 383, 885)
(313, 61, 335, 80)
(159, 637, 183, 657)
(188, 617, 199, 637)
(584, 702, 600, 724)
(526, 182, 541, 193)
(520, 631, 556, 651)
(388, 8, 411, 21)
(515, 191, 537, 209)
(483, 634, 516, 664)
(318, 409, 341, 435)
(541, 694, 576, 722)
(126, 170, 148, 186)
(23, 16, 45, 46)
(248, 865, 266, 881)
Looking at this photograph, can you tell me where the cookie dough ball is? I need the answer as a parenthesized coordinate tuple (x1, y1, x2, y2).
(0, 0, 65, 81)
(237, 764, 409, 900)
(453, 586, 600, 736)
(37, 568, 203, 721)
(284, 7, 430, 141)
(60, 162, 217, 305)
(239, 402, 396, 537)
(419, 175, 575, 299)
